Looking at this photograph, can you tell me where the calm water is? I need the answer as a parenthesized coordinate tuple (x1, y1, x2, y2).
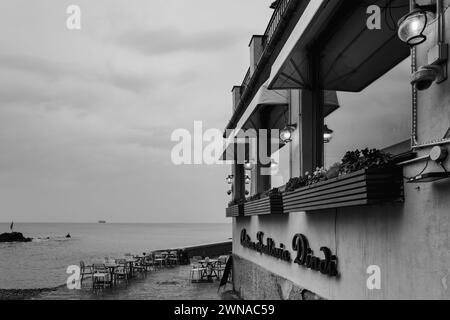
(0, 223, 231, 289)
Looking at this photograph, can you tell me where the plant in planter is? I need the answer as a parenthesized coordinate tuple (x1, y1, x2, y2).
(306, 167, 328, 185)
(282, 148, 401, 214)
(339, 148, 392, 175)
(284, 148, 393, 193)
(285, 176, 309, 192)
(263, 187, 281, 197)
(228, 198, 246, 207)
(246, 193, 261, 202)
(325, 162, 341, 180)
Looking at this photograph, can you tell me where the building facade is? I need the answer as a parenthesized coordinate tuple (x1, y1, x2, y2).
(224, 0, 450, 300)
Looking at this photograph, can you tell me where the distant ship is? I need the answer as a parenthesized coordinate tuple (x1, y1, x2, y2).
(98, 220, 106, 224)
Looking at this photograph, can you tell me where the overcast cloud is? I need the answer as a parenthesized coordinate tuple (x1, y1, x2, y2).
(0, 0, 274, 223)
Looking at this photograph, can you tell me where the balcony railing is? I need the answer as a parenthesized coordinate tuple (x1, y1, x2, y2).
(241, 68, 251, 95)
(235, 0, 295, 111)
(264, 0, 292, 47)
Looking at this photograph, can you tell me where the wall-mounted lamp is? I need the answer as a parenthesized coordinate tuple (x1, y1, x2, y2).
(280, 124, 297, 143)
(323, 125, 334, 144)
(271, 160, 279, 169)
(244, 161, 254, 171)
(245, 190, 250, 196)
(398, 0, 448, 89)
(411, 64, 446, 90)
(226, 175, 234, 184)
(398, 9, 430, 46)
(245, 175, 251, 185)
(227, 190, 232, 195)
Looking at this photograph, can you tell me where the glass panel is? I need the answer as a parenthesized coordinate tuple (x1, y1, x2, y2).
(271, 144, 290, 188)
(324, 58, 411, 168)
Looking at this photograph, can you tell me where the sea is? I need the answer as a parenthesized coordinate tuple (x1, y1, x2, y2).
(0, 223, 231, 290)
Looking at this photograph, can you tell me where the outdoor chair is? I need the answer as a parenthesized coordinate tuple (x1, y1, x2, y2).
(92, 264, 111, 288)
(189, 256, 208, 283)
(132, 257, 148, 275)
(114, 264, 129, 284)
(140, 255, 155, 272)
(154, 252, 166, 268)
(79, 261, 93, 283)
(215, 256, 228, 279)
(168, 251, 179, 267)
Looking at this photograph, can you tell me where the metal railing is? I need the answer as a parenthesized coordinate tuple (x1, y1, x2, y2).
(241, 68, 251, 95)
(227, 0, 296, 132)
(264, 0, 293, 46)
(238, 0, 294, 96)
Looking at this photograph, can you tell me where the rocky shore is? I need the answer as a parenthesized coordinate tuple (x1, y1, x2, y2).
(0, 232, 32, 243)
(0, 288, 58, 300)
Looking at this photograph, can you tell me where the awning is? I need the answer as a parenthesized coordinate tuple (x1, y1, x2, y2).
(221, 81, 289, 161)
(269, 0, 410, 92)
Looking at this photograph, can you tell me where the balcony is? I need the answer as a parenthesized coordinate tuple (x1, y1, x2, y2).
(226, 0, 297, 132)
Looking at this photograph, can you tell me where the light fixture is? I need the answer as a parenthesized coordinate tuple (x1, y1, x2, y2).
(271, 160, 279, 169)
(245, 190, 250, 196)
(323, 125, 334, 143)
(407, 172, 450, 183)
(227, 190, 232, 195)
(245, 175, 251, 185)
(400, 0, 448, 89)
(280, 124, 297, 143)
(226, 175, 234, 184)
(244, 161, 254, 171)
(397, 9, 430, 46)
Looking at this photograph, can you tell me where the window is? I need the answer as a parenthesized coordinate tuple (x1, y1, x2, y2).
(324, 58, 412, 168)
(271, 144, 290, 188)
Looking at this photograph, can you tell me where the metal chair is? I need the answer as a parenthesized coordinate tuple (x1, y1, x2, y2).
(140, 255, 155, 272)
(168, 250, 179, 267)
(216, 255, 228, 278)
(154, 252, 166, 268)
(189, 256, 207, 283)
(79, 261, 93, 283)
(114, 262, 129, 284)
(92, 264, 111, 288)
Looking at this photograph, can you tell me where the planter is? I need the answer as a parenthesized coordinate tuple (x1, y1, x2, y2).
(226, 204, 244, 218)
(244, 194, 283, 216)
(283, 167, 403, 213)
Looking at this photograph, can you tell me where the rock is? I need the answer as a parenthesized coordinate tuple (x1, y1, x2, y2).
(0, 232, 32, 243)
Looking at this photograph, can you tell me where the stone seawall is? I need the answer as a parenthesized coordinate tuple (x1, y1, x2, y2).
(232, 254, 322, 300)
(183, 241, 232, 258)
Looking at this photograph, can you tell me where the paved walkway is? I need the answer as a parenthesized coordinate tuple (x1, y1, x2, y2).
(36, 265, 236, 300)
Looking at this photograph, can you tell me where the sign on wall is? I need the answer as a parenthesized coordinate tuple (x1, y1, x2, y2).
(240, 229, 339, 278)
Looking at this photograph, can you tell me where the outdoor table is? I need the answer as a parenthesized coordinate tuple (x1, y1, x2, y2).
(198, 260, 219, 280)
(124, 257, 137, 277)
(104, 263, 120, 285)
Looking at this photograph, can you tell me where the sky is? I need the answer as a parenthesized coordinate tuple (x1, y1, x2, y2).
(0, 0, 275, 223)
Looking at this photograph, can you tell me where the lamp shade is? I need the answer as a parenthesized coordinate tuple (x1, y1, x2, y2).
(397, 9, 430, 46)
(279, 124, 297, 143)
(244, 161, 254, 171)
(323, 125, 334, 143)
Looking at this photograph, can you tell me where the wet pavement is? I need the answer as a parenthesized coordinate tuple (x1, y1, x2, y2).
(35, 265, 235, 300)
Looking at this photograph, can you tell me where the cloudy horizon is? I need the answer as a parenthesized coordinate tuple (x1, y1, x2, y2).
(0, 0, 274, 223)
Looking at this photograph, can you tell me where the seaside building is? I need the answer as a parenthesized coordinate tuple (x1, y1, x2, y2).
(223, 0, 450, 299)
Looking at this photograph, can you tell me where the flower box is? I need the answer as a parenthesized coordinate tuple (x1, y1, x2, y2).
(226, 204, 244, 218)
(283, 167, 403, 213)
(244, 194, 284, 216)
